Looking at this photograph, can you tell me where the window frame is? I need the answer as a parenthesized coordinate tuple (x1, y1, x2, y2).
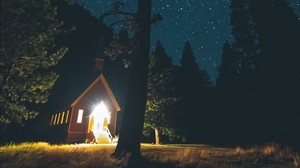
(77, 109, 84, 123)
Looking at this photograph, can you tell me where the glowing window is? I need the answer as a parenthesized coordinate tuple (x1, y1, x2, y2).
(57, 113, 61, 125)
(53, 114, 57, 125)
(77, 109, 84, 123)
(65, 110, 69, 123)
(50, 115, 54, 125)
(61, 112, 65, 124)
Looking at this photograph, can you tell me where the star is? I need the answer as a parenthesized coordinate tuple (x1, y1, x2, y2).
(81, 0, 300, 83)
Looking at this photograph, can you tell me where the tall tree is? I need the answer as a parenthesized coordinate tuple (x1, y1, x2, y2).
(0, 0, 68, 125)
(250, 0, 300, 94)
(112, 0, 152, 160)
(175, 42, 212, 142)
(149, 41, 172, 73)
(217, 0, 261, 91)
(251, 0, 300, 79)
(217, 0, 300, 145)
(178, 42, 212, 89)
(230, 0, 261, 89)
(144, 41, 177, 145)
(216, 0, 278, 143)
(216, 41, 239, 91)
(250, 0, 300, 146)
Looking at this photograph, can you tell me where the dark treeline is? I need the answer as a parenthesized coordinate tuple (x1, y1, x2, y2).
(214, 0, 300, 149)
(143, 0, 300, 151)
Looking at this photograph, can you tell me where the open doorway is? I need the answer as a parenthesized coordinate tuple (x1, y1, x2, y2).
(88, 101, 112, 143)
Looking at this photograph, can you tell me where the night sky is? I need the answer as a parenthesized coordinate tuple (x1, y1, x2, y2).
(80, 0, 300, 82)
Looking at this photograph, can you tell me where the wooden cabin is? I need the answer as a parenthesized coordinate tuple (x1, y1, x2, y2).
(49, 74, 121, 143)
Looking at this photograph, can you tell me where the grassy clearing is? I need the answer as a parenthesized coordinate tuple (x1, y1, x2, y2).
(0, 142, 299, 168)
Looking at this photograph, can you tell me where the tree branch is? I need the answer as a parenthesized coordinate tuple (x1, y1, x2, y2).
(109, 18, 135, 27)
(99, 10, 135, 20)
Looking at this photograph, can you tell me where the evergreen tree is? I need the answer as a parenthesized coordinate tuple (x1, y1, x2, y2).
(0, 0, 68, 125)
(149, 41, 172, 72)
(250, 0, 300, 147)
(216, 0, 268, 143)
(250, 0, 300, 93)
(178, 42, 212, 90)
(175, 42, 212, 142)
(217, 0, 261, 89)
(216, 41, 239, 90)
(217, 0, 300, 145)
(144, 41, 177, 145)
(230, 0, 261, 89)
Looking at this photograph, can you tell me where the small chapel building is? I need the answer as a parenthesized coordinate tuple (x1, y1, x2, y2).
(49, 74, 121, 143)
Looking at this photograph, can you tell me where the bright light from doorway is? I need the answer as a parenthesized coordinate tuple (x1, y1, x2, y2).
(90, 101, 111, 143)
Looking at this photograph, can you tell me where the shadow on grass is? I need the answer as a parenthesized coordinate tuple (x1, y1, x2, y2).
(123, 157, 216, 168)
(119, 156, 177, 168)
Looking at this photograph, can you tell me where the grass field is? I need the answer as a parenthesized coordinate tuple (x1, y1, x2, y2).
(0, 142, 299, 168)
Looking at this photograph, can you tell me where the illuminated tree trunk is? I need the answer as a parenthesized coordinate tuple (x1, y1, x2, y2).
(155, 128, 160, 145)
(112, 0, 152, 160)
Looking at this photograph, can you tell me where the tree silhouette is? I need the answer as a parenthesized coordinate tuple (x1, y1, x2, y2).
(221, 0, 262, 142)
(175, 42, 212, 142)
(250, 0, 300, 146)
(112, 0, 152, 161)
(216, 41, 239, 91)
(0, 0, 68, 125)
(251, 0, 300, 95)
(216, 0, 300, 146)
(230, 0, 261, 89)
(149, 41, 172, 72)
(144, 41, 177, 145)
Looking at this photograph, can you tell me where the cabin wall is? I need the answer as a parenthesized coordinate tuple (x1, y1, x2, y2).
(48, 107, 71, 143)
(66, 80, 118, 142)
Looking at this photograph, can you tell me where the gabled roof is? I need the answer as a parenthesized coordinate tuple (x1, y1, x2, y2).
(70, 74, 121, 111)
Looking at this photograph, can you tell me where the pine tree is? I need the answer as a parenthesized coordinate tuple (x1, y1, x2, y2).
(144, 41, 177, 145)
(218, 0, 261, 90)
(217, 41, 237, 87)
(178, 42, 212, 90)
(0, 0, 68, 125)
(175, 42, 212, 142)
(250, 0, 300, 93)
(230, 0, 261, 89)
(250, 0, 300, 147)
(216, 0, 263, 143)
(150, 41, 172, 72)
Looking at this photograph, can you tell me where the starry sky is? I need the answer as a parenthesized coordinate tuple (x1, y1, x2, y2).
(79, 0, 300, 83)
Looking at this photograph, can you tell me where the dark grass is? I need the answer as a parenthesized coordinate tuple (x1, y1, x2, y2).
(0, 142, 299, 168)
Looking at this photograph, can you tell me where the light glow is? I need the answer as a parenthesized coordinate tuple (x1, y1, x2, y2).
(90, 101, 111, 143)
(50, 115, 54, 125)
(54, 114, 57, 125)
(61, 112, 65, 124)
(57, 113, 61, 125)
(77, 109, 83, 123)
(65, 110, 69, 123)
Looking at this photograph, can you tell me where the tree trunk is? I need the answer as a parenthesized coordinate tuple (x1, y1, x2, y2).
(154, 128, 160, 145)
(112, 0, 152, 160)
